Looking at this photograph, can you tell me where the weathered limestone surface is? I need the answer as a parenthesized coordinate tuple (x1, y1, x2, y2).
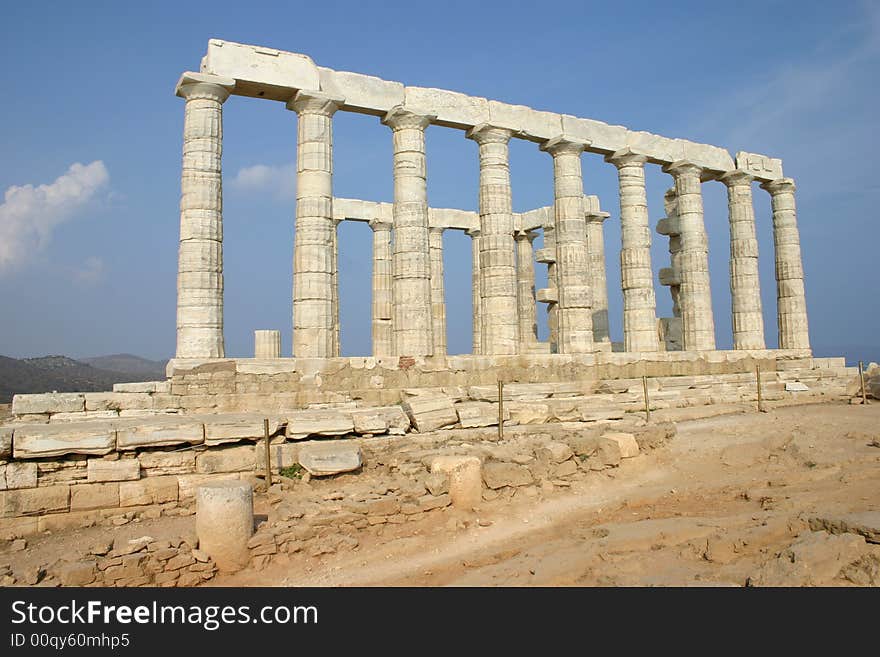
(197, 480, 253, 572)
(402, 395, 458, 432)
(383, 108, 434, 356)
(117, 420, 204, 450)
(203, 415, 281, 446)
(12, 393, 85, 415)
(428, 227, 447, 356)
(175, 72, 234, 359)
(515, 230, 538, 349)
(369, 219, 393, 356)
(286, 409, 353, 439)
(87, 459, 140, 483)
(289, 90, 342, 358)
(298, 442, 363, 476)
(584, 209, 610, 347)
(468, 227, 482, 354)
(13, 424, 116, 459)
(254, 330, 282, 358)
(542, 137, 593, 353)
(469, 125, 519, 355)
(608, 149, 658, 352)
(455, 401, 509, 428)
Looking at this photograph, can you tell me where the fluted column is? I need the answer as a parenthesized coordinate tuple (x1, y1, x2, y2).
(369, 219, 393, 356)
(720, 171, 765, 350)
(428, 227, 447, 356)
(382, 108, 433, 356)
(467, 125, 519, 355)
(608, 149, 659, 352)
(330, 217, 342, 356)
(664, 161, 715, 350)
(174, 72, 235, 359)
(541, 137, 593, 354)
(515, 230, 538, 348)
(543, 224, 559, 352)
(287, 90, 342, 358)
(761, 178, 810, 350)
(585, 209, 611, 348)
(467, 227, 482, 354)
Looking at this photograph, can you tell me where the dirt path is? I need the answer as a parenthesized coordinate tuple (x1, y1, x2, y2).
(217, 402, 880, 586)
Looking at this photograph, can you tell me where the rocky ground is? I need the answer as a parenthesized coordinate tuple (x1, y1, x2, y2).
(2, 401, 878, 587)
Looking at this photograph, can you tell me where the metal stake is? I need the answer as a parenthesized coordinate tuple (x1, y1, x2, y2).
(497, 380, 504, 440)
(756, 364, 764, 413)
(642, 375, 651, 423)
(859, 360, 868, 405)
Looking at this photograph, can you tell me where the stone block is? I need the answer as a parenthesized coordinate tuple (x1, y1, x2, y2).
(113, 381, 169, 393)
(406, 86, 488, 129)
(537, 441, 573, 463)
(5, 462, 37, 489)
(319, 67, 404, 115)
(601, 432, 640, 458)
(455, 401, 509, 428)
(138, 451, 196, 476)
(196, 444, 256, 474)
(84, 393, 152, 412)
(735, 151, 783, 182)
(1, 485, 69, 518)
(12, 393, 84, 415)
(87, 459, 140, 483)
(402, 396, 458, 432)
(13, 423, 115, 459)
(785, 381, 809, 392)
(298, 443, 362, 476)
(482, 462, 533, 489)
(0, 426, 12, 459)
(57, 560, 97, 586)
(561, 114, 627, 154)
(285, 410, 354, 440)
(431, 455, 482, 509)
(350, 409, 388, 434)
(204, 415, 281, 446)
(506, 402, 551, 425)
(70, 483, 120, 511)
(379, 406, 411, 434)
(116, 419, 204, 450)
(50, 410, 119, 422)
(118, 477, 178, 507)
(256, 442, 299, 473)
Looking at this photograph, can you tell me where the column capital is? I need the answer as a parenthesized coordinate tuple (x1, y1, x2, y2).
(381, 106, 434, 131)
(466, 123, 513, 144)
(605, 147, 648, 168)
(663, 160, 703, 177)
(664, 187, 678, 200)
(368, 218, 393, 232)
(585, 210, 610, 224)
(514, 229, 538, 241)
(718, 169, 754, 187)
(175, 71, 235, 102)
(465, 226, 481, 238)
(761, 177, 796, 195)
(540, 135, 589, 156)
(286, 90, 344, 116)
(428, 226, 446, 235)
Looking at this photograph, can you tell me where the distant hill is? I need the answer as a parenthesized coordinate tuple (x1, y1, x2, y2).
(80, 354, 167, 377)
(0, 354, 168, 404)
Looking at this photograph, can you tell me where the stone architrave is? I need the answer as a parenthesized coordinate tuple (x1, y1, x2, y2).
(467, 124, 519, 355)
(428, 227, 447, 356)
(720, 170, 765, 350)
(175, 72, 235, 359)
(466, 227, 482, 354)
(541, 137, 593, 354)
(761, 178, 810, 350)
(287, 90, 343, 358)
(607, 148, 659, 352)
(585, 209, 611, 348)
(369, 219, 393, 356)
(664, 161, 715, 350)
(382, 107, 434, 356)
(515, 230, 538, 348)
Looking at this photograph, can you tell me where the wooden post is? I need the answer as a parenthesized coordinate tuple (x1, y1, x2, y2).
(859, 361, 868, 405)
(263, 418, 273, 486)
(642, 375, 651, 423)
(497, 380, 504, 440)
(756, 364, 764, 413)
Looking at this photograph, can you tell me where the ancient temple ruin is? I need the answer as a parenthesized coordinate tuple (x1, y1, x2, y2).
(174, 39, 808, 368)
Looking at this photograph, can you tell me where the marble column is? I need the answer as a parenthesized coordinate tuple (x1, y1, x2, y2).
(287, 90, 342, 358)
(175, 72, 234, 359)
(429, 227, 447, 356)
(467, 124, 519, 355)
(761, 178, 810, 350)
(515, 230, 538, 348)
(720, 171, 765, 350)
(541, 137, 593, 354)
(467, 227, 482, 354)
(382, 108, 434, 356)
(331, 217, 342, 356)
(254, 330, 281, 358)
(543, 224, 559, 352)
(664, 161, 715, 351)
(608, 149, 659, 352)
(369, 219, 393, 357)
(585, 209, 611, 348)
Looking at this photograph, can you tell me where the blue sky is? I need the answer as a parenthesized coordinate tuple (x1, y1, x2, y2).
(0, 0, 877, 363)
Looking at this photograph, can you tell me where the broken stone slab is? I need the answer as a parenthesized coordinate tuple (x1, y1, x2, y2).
(297, 443, 363, 477)
(454, 401, 509, 428)
(84, 393, 153, 412)
(482, 461, 533, 489)
(467, 383, 583, 402)
(112, 381, 170, 394)
(13, 423, 116, 459)
(196, 444, 256, 474)
(285, 409, 354, 440)
(378, 406, 411, 434)
(204, 415, 282, 446)
(49, 410, 119, 423)
(430, 455, 482, 509)
(87, 459, 140, 483)
(535, 441, 573, 463)
(809, 511, 880, 544)
(116, 419, 204, 450)
(579, 406, 626, 422)
(12, 393, 85, 415)
(401, 396, 458, 433)
(350, 409, 388, 434)
(601, 432, 640, 458)
(784, 381, 810, 392)
(506, 402, 550, 425)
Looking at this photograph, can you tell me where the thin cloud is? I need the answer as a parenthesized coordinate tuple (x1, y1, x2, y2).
(229, 162, 296, 200)
(0, 161, 109, 274)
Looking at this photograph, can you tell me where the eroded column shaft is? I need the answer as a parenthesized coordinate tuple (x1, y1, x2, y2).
(370, 220, 393, 357)
(468, 228, 482, 354)
(429, 227, 447, 356)
(515, 231, 538, 348)
(585, 212, 610, 347)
